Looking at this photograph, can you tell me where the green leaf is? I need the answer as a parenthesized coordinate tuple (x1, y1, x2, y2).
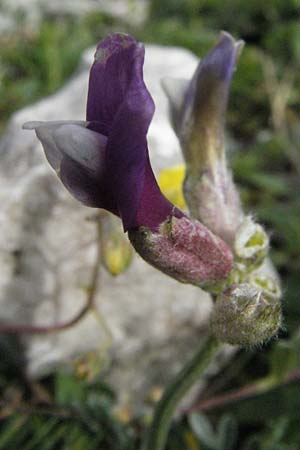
(245, 173, 290, 196)
(243, 436, 261, 450)
(269, 329, 300, 381)
(54, 371, 89, 407)
(188, 413, 218, 449)
(0, 416, 28, 449)
(22, 418, 60, 450)
(217, 414, 238, 450)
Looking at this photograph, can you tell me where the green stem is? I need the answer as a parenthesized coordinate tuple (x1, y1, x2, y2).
(141, 334, 220, 450)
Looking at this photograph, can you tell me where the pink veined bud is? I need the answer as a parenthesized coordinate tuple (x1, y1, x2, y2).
(128, 215, 233, 292)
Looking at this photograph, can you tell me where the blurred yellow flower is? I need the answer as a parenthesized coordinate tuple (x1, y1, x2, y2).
(100, 213, 133, 276)
(102, 241, 133, 276)
(158, 164, 186, 210)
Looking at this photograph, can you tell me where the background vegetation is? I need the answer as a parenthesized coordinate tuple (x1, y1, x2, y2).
(1, 0, 300, 448)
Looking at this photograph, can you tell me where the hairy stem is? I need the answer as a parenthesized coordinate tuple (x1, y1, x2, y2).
(141, 335, 219, 450)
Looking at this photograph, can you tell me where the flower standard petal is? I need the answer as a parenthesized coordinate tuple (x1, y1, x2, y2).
(104, 43, 181, 231)
(86, 33, 137, 135)
(87, 33, 180, 231)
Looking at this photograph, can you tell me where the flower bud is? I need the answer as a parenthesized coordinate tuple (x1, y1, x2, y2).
(211, 283, 282, 347)
(162, 32, 244, 244)
(128, 216, 233, 292)
(234, 216, 269, 272)
(248, 273, 281, 301)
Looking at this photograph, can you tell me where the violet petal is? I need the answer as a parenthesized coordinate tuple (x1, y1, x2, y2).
(178, 32, 243, 147)
(102, 42, 167, 230)
(191, 32, 241, 108)
(86, 33, 138, 136)
(135, 157, 184, 231)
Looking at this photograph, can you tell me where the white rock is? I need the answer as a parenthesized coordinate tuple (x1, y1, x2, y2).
(0, 43, 233, 410)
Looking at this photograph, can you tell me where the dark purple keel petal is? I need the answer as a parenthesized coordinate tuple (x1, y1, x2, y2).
(59, 156, 118, 214)
(55, 127, 118, 214)
(86, 33, 139, 136)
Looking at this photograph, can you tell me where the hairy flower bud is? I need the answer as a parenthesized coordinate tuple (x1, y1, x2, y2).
(183, 163, 242, 245)
(234, 216, 269, 272)
(248, 273, 281, 301)
(211, 283, 282, 347)
(162, 32, 244, 244)
(128, 216, 233, 292)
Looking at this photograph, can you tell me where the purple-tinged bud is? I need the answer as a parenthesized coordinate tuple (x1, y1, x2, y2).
(211, 283, 282, 347)
(162, 32, 244, 244)
(128, 216, 233, 292)
(178, 32, 243, 165)
(183, 161, 242, 245)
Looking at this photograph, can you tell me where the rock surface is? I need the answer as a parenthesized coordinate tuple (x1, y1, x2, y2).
(0, 43, 235, 410)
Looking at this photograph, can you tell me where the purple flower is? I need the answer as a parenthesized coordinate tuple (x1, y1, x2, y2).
(23, 33, 233, 289)
(24, 33, 181, 232)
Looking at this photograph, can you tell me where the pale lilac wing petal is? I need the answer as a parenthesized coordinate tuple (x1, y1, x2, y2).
(54, 124, 107, 173)
(23, 120, 87, 170)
